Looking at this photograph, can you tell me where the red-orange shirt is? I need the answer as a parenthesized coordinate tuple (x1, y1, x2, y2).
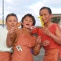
(32, 24, 60, 50)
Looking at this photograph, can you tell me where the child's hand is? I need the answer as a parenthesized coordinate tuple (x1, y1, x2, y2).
(42, 40, 50, 46)
(8, 27, 17, 40)
(36, 36, 41, 44)
(8, 27, 16, 35)
(42, 27, 52, 36)
(7, 27, 17, 47)
(30, 26, 36, 30)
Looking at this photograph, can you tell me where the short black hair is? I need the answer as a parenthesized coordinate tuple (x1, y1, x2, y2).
(21, 13, 36, 28)
(6, 13, 18, 22)
(39, 6, 52, 14)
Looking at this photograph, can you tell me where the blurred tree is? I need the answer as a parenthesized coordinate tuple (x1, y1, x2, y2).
(51, 17, 60, 24)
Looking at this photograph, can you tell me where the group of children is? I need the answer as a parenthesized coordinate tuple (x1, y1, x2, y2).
(0, 6, 61, 61)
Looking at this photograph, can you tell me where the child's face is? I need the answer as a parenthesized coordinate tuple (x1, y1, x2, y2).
(39, 9, 52, 24)
(6, 16, 18, 29)
(22, 16, 33, 29)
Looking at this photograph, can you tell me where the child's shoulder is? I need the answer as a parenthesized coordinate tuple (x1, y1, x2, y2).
(50, 23, 61, 31)
(53, 23, 60, 29)
(16, 28, 22, 34)
(52, 23, 58, 26)
(50, 23, 59, 28)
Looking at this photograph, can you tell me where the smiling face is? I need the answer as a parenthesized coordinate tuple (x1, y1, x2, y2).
(22, 16, 34, 29)
(39, 9, 52, 24)
(6, 16, 18, 29)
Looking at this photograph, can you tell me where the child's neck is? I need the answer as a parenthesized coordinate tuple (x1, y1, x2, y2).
(22, 28, 30, 32)
(44, 21, 52, 28)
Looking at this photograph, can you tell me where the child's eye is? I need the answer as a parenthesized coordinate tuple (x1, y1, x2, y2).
(13, 20, 17, 22)
(25, 20, 28, 21)
(30, 20, 33, 22)
(8, 20, 12, 22)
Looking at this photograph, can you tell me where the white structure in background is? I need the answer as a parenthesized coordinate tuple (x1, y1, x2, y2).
(52, 14, 61, 28)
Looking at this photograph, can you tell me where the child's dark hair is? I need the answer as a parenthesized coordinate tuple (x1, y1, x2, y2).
(21, 13, 36, 28)
(6, 13, 18, 22)
(39, 7, 52, 14)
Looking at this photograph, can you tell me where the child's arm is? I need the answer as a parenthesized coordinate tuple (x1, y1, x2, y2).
(6, 28, 17, 47)
(43, 26, 61, 45)
(32, 36, 42, 56)
(51, 26, 61, 44)
(33, 44, 41, 56)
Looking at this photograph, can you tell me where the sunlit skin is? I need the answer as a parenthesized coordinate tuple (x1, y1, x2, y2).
(6, 16, 18, 30)
(39, 9, 52, 27)
(22, 16, 34, 31)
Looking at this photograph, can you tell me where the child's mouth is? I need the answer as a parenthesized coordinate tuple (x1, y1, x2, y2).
(26, 24, 30, 26)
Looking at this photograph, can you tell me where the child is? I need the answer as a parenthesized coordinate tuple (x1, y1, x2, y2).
(6, 13, 18, 47)
(7, 13, 41, 61)
(0, 13, 18, 61)
(32, 7, 61, 61)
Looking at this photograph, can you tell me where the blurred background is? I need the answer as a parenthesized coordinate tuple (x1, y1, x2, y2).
(0, 0, 61, 61)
